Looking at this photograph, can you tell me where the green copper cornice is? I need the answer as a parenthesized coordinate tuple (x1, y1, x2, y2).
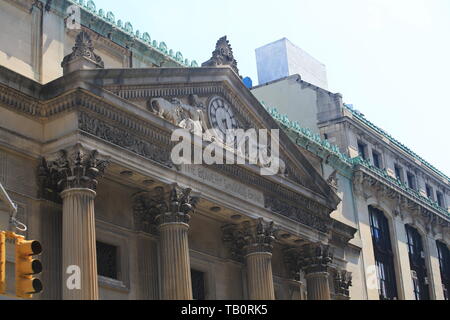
(64, 0, 198, 67)
(343, 103, 450, 185)
(263, 103, 450, 218)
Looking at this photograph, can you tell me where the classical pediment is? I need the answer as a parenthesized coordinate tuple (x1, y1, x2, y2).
(68, 67, 341, 211)
(0, 63, 342, 232)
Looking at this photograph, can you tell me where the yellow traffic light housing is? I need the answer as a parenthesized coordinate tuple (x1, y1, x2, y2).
(0, 231, 5, 294)
(15, 236, 43, 298)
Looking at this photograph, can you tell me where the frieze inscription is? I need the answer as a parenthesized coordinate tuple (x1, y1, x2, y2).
(181, 164, 264, 206)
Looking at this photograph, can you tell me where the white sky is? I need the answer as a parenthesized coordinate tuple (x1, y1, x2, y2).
(93, 0, 450, 176)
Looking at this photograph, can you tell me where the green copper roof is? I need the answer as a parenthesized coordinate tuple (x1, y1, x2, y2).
(263, 103, 450, 218)
(343, 103, 450, 185)
(67, 0, 198, 67)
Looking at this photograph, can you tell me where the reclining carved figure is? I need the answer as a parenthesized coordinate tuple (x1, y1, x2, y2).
(148, 95, 208, 137)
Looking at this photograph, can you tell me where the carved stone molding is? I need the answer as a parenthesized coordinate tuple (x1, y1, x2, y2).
(300, 243, 333, 275)
(202, 36, 240, 76)
(333, 269, 352, 299)
(264, 196, 331, 233)
(39, 144, 110, 197)
(132, 184, 198, 233)
(222, 218, 276, 261)
(61, 31, 104, 71)
(353, 169, 450, 233)
(78, 112, 173, 168)
(327, 170, 338, 191)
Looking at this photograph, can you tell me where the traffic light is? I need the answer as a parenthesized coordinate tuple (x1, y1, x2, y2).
(15, 236, 43, 298)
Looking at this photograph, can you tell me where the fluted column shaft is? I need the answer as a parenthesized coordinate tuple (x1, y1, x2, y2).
(61, 188, 98, 300)
(305, 272, 331, 300)
(158, 221, 192, 300)
(245, 252, 275, 300)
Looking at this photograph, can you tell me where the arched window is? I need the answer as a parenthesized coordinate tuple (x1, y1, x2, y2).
(436, 241, 450, 300)
(368, 206, 398, 300)
(405, 225, 430, 300)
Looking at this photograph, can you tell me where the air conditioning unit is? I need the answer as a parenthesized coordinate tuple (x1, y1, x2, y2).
(411, 270, 418, 279)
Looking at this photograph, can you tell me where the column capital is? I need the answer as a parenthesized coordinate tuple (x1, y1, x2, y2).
(40, 144, 110, 194)
(300, 243, 333, 276)
(132, 184, 198, 232)
(333, 269, 352, 299)
(223, 218, 276, 260)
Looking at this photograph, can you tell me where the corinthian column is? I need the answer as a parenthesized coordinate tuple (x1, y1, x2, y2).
(44, 144, 109, 300)
(300, 243, 333, 300)
(153, 185, 197, 300)
(223, 218, 276, 300)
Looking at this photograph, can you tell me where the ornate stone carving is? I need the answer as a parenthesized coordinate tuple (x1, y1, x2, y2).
(202, 36, 239, 75)
(333, 269, 352, 298)
(39, 144, 110, 193)
(222, 218, 276, 261)
(78, 112, 173, 168)
(132, 184, 198, 232)
(265, 196, 330, 233)
(327, 170, 338, 191)
(300, 243, 333, 275)
(147, 94, 208, 136)
(61, 31, 104, 70)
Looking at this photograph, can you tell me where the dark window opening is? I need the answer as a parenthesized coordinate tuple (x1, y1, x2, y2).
(323, 133, 329, 140)
(405, 225, 430, 300)
(436, 241, 450, 300)
(372, 151, 382, 169)
(357, 141, 367, 160)
(436, 192, 444, 208)
(425, 184, 434, 200)
(191, 269, 206, 300)
(368, 206, 398, 300)
(407, 172, 417, 191)
(96, 241, 118, 280)
(395, 165, 403, 182)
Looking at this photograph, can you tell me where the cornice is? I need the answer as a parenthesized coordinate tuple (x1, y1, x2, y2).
(353, 167, 450, 229)
(342, 104, 450, 186)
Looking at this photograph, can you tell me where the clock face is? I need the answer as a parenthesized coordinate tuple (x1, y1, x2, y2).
(208, 96, 238, 143)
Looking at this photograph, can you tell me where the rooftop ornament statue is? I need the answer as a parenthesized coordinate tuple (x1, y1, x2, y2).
(61, 31, 104, 74)
(202, 36, 240, 76)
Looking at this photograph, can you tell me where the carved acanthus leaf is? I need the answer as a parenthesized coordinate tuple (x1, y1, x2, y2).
(39, 144, 110, 193)
(222, 218, 276, 261)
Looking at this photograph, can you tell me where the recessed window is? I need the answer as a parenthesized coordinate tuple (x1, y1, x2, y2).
(406, 225, 430, 300)
(407, 172, 417, 191)
(369, 206, 398, 300)
(436, 241, 450, 300)
(436, 192, 445, 208)
(323, 133, 329, 140)
(357, 141, 367, 160)
(372, 151, 382, 169)
(394, 165, 403, 182)
(96, 241, 119, 280)
(191, 269, 206, 300)
(425, 184, 434, 200)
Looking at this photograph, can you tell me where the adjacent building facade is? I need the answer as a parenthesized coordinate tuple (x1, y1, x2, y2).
(252, 49, 450, 300)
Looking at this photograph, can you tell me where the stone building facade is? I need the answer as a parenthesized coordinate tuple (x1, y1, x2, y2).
(252, 73, 450, 300)
(0, 0, 358, 300)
